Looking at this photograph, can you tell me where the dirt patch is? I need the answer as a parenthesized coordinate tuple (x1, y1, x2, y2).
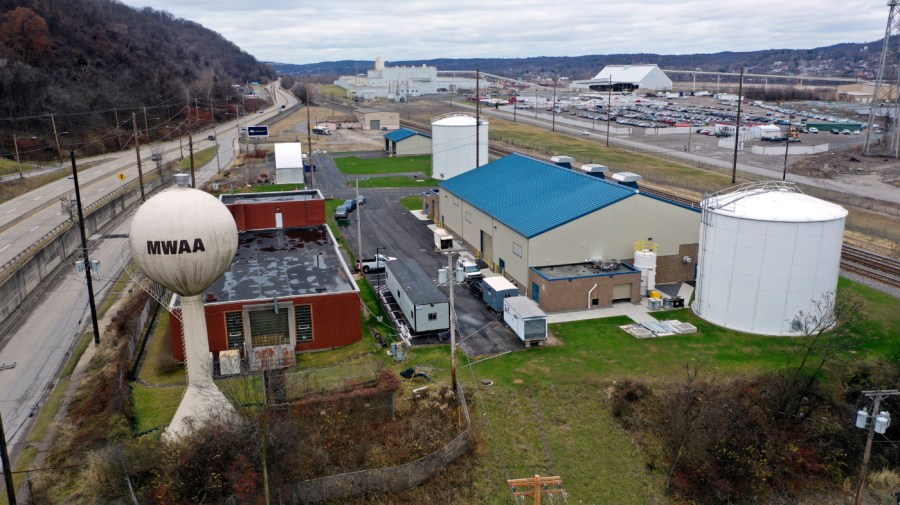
(790, 145, 900, 182)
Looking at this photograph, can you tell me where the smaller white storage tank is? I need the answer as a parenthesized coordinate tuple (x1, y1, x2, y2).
(504, 296, 548, 346)
(694, 182, 848, 336)
(633, 241, 657, 296)
(431, 113, 489, 180)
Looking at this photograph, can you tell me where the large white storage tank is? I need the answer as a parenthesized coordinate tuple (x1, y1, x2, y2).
(431, 113, 489, 180)
(693, 182, 847, 336)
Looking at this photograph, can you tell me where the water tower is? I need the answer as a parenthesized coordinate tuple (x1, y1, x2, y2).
(431, 113, 488, 180)
(129, 175, 239, 437)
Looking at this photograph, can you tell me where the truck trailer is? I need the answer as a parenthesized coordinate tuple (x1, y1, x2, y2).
(384, 259, 449, 334)
(503, 296, 548, 346)
(482, 276, 519, 313)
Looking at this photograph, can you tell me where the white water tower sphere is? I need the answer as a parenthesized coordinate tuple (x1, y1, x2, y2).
(129, 187, 238, 295)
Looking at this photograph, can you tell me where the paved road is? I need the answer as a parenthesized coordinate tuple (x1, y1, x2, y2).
(0, 84, 298, 459)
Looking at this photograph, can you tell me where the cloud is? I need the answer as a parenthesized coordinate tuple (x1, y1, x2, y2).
(117, 0, 888, 64)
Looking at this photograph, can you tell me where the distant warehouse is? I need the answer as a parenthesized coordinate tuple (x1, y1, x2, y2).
(571, 64, 673, 92)
(436, 154, 700, 311)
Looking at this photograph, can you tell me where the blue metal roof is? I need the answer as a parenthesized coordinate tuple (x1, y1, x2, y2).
(439, 154, 637, 238)
(383, 128, 429, 142)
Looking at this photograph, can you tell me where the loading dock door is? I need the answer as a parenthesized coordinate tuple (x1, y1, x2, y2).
(612, 283, 632, 301)
(480, 230, 493, 262)
(370, 119, 381, 130)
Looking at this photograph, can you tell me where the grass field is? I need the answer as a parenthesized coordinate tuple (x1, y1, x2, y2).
(0, 157, 37, 177)
(178, 146, 217, 171)
(386, 278, 899, 502)
(400, 195, 423, 211)
(334, 154, 432, 176)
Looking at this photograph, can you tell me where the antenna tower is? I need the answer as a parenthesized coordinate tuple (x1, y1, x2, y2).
(864, 0, 900, 157)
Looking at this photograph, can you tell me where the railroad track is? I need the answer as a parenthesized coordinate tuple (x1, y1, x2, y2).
(399, 121, 898, 290)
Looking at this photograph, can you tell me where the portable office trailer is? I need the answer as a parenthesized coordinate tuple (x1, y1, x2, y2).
(504, 296, 547, 345)
(384, 259, 450, 333)
(482, 276, 519, 312)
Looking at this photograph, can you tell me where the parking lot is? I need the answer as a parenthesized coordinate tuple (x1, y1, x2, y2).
(319, 152, 525, 357)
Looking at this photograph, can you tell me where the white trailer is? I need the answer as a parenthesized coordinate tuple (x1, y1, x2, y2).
(385, 259, 450, 334)
(503, 296, 547, 346)
(434, 227, 453, 250)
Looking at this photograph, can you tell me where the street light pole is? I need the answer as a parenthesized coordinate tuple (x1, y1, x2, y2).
(355, 178, 362, 262)
(447, 251, 457, 391)
(70, 152, 101, 346)
(731, 65, 745, 184)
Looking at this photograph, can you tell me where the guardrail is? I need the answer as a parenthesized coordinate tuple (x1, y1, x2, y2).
(0, 164, 170, 286)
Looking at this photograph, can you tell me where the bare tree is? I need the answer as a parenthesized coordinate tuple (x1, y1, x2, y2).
(774, 290, 869, 419)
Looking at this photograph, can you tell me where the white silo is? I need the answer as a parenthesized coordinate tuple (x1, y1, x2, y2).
(633, 241, 657, 296)
(693, 182, 847, 336)
(129, 177, 239, 437)
(431, 113, 489, 180)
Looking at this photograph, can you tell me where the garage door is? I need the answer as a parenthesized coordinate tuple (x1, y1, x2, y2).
(612, 283, 632, 301)
(370, 119, 381, 130)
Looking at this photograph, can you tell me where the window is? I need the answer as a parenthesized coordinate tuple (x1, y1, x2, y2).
(247, 306, 291, 347)
(465, 211, 472, 223)
(428, 312, 438, 321)
(512, 242, 523, 258)
(294, 305, 313, 342)
(225, 312, 244, 349)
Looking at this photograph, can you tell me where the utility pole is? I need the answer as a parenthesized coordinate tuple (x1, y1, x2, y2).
(305, 83, 314, 189)
(1, 407, 15, 505)
(114, 108, 122, 148)
(142, 106, 149, 138)
(187, 91, 196, 187)
(782, 114, 793, 181)
(131, 114, 146, 202)
(551, 77, 557, 133)
(355, 178, 363, 261)
(606, 76, 612, 147)
(12, 135, 24, 179)
(731, 65, 745, 184)
(855, 389, 899, 505)
(508, 475, 566, 504)
(71, 152, 102, 347)
(864, 0, 900, 157)
(50, 113, 63, 165)
(447, 251, 457, 391)
(475, 69, 481, 168)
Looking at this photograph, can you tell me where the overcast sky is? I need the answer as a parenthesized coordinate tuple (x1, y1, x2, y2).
(118, 0, 888, 64)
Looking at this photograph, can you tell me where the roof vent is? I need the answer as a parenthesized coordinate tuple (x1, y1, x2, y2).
(611, 172, 642, 188)
(550, 155, 574, 169)
(580, 164, 608, 179)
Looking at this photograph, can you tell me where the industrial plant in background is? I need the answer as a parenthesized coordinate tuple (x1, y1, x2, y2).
(129, 174, 239, 438)
(693, 182, 848, 336)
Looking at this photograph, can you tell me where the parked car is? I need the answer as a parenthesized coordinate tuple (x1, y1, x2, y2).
(808, 127, 819, 133)
(344, 198, 357, 211)
(334, 205, 348, 219)
(841, 129, 851, 135)
(831, 129, 841, 135)
(853, 130, 861, 135)
(357, 195, 367, 205)
(150, 153, 162, 161)
(207, 134, 216, 141)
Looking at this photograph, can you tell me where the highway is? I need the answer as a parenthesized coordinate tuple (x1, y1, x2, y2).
(0, 84, 297, 459)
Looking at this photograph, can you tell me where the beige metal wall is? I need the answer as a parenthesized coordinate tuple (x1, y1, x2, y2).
(358, 112, 400, 130)
(395, 135, 432, 156)
(441, 191, 700, 288)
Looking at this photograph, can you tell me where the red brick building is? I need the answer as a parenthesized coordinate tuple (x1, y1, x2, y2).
(170, 190, 361, 368)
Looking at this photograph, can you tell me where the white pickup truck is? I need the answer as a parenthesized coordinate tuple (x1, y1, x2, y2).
(456, 258, 483, 281)
(355, 254, 396, 273)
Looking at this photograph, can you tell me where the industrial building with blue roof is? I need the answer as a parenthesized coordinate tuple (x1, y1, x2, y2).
(383, 128, 432, 157)
(436, 153, 702, 310)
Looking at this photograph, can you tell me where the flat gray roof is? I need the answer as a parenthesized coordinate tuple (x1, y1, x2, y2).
(205, 226, 354, 303)
(220, 190, 321, 205)
(533, 261, 638, 281)
(386, 259, 448, 306)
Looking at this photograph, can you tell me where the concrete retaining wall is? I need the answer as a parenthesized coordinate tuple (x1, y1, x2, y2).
(751, 143, 829, 155)
(0, 169, 169, 329)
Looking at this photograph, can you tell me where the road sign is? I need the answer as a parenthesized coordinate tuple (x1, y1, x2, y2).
(247, 126, 269, 138)
(117, 172, 126, 181)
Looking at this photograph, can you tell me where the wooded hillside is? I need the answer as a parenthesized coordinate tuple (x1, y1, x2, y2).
(0, 0, 273, 158)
